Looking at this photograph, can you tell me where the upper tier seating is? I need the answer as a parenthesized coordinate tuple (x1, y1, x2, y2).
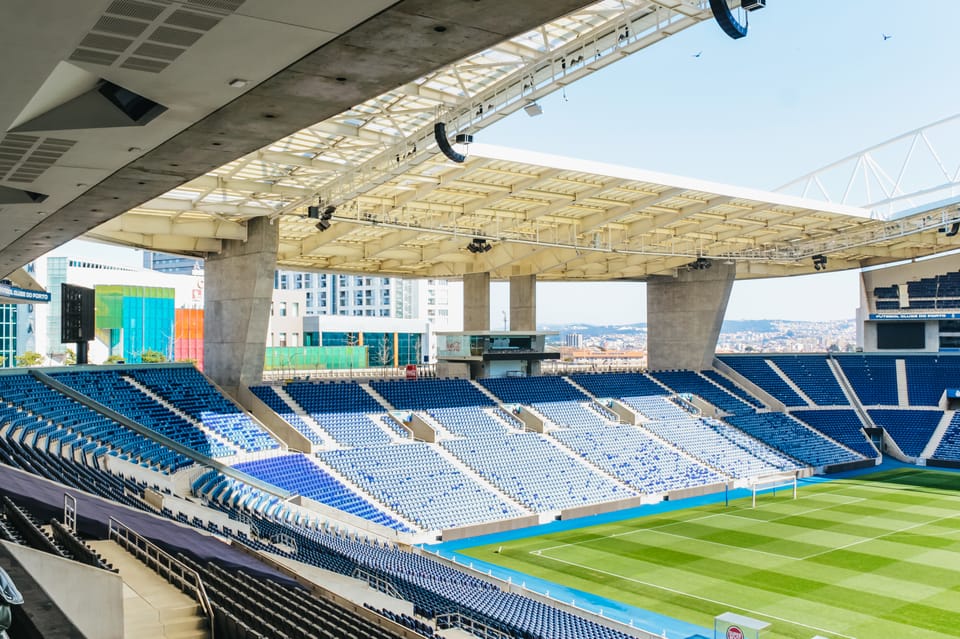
(701, 370, 766, 408)
(567, 372, 666, 398)
(647, 370, 756, 415)
(767, 355, 849, 405)
(371, 378, 494, 409)
(249, 385, 324, 445)
(718, 356, 807, 406)
(726, 412, 863, 467)
(318, 443, 526, 530)
(903, 356, 960, 406)
(835, 355, 899, 406)
(790, 409, 877, 458)
(867, 409, 942, 457)
(128, 367, 277, 452)
(231, 454, 410, 530)
(479, 376, 586, 403)
(441, 432, 630, 511)
(53, 370, 237, 458)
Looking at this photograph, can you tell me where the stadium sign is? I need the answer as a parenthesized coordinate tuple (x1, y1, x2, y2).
(714, 612, 769, 639)
(869, 313, 960, 320)
(0, 282, 50, 303)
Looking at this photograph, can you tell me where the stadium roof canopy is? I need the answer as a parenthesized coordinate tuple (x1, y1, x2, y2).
(94, 142, 960, 280)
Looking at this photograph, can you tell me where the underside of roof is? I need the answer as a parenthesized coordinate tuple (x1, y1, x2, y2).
(92, 143, 960, 280)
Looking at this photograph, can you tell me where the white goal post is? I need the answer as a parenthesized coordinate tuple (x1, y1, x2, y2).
(748, 470, 798, 508)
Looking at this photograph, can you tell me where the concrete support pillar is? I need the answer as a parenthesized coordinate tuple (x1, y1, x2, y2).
(509, 274, 537, 332)
(204, 217, 278, 397)
(463, 272, 490, 331)
(647, 262, 735, 371)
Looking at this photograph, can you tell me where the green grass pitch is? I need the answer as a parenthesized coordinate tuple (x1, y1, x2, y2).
(458, 468, 960, 639)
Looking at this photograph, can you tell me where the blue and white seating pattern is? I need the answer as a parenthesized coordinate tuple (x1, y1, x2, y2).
(790, 410, 877, 458)
(532, 401, 610, 430)
(428, 406, 512, 438)
(700, 370, 766, 408)
(551, 421, 723, 493)
(129, 367, 277, 452)
(230, 454, 411, 531)
(441, 432, 630, 511)
(726, 412, 864, 467)
(285, 381, 394, 447)
(53, 370, 236, 459)
(318, 443, 526, 530)
(0, 374, 191, 471)
(625, 396, 798, 478)
(647, 370, 756, 415)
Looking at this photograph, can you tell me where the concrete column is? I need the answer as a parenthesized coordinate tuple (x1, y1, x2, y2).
(509, 274, 537, 332)
(463, 272, 490, 331)
(647, 261, 735, 371)
(204, 216, 278, 397)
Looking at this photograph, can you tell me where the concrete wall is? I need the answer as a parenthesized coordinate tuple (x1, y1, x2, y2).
(237, 384, 312, 452)
(440, 514, 541, 542)
(647, 262, 735, 371)
(3, 540, 123, 639)
(204, 216, 279, 397)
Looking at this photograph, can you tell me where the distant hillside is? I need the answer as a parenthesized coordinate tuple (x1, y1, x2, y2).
(720, 319, 778, 333)
(540, 319, 780, 335)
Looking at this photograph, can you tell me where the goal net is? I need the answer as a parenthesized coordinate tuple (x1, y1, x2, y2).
(748, 470, 798, 508)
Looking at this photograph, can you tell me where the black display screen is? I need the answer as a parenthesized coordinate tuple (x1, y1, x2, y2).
(876, 322, 925, 349)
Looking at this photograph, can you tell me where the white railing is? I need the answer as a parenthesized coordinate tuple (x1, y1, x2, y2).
(108, 517, 214, 638)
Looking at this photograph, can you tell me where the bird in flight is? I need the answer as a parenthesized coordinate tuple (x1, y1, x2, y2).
(882, 33, 892, 40)
(692, 51, 702, 58)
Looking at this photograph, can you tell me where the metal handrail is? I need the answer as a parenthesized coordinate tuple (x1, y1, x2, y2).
(108, 517, 214, 638)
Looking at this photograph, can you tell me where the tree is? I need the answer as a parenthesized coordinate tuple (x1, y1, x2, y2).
(140, 349, 167, 363)
(16, 351, 43, 367)
(65, 348, 76, 365)
(105, 354, 125, 364)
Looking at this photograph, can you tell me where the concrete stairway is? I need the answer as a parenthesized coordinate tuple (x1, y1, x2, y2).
(89, 540, 209, 639)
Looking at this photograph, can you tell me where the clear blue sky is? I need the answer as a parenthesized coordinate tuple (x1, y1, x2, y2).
(56, 1, 960, 325)
(479, 0, 960, 324)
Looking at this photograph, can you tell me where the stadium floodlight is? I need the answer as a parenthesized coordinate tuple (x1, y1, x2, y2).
(523, 102, 543, 117)
(467, 238, 491, 253)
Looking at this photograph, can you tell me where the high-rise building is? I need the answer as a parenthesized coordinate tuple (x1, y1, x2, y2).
(564, 333, 584, 348)
(273, 270, 461, 330)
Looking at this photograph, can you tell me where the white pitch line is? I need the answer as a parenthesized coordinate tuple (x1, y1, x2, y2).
(640, 528, 799, 561)
(800, 510, 960, 560)
(720, 496, 867, 524)
(535, 551, 857, 639)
